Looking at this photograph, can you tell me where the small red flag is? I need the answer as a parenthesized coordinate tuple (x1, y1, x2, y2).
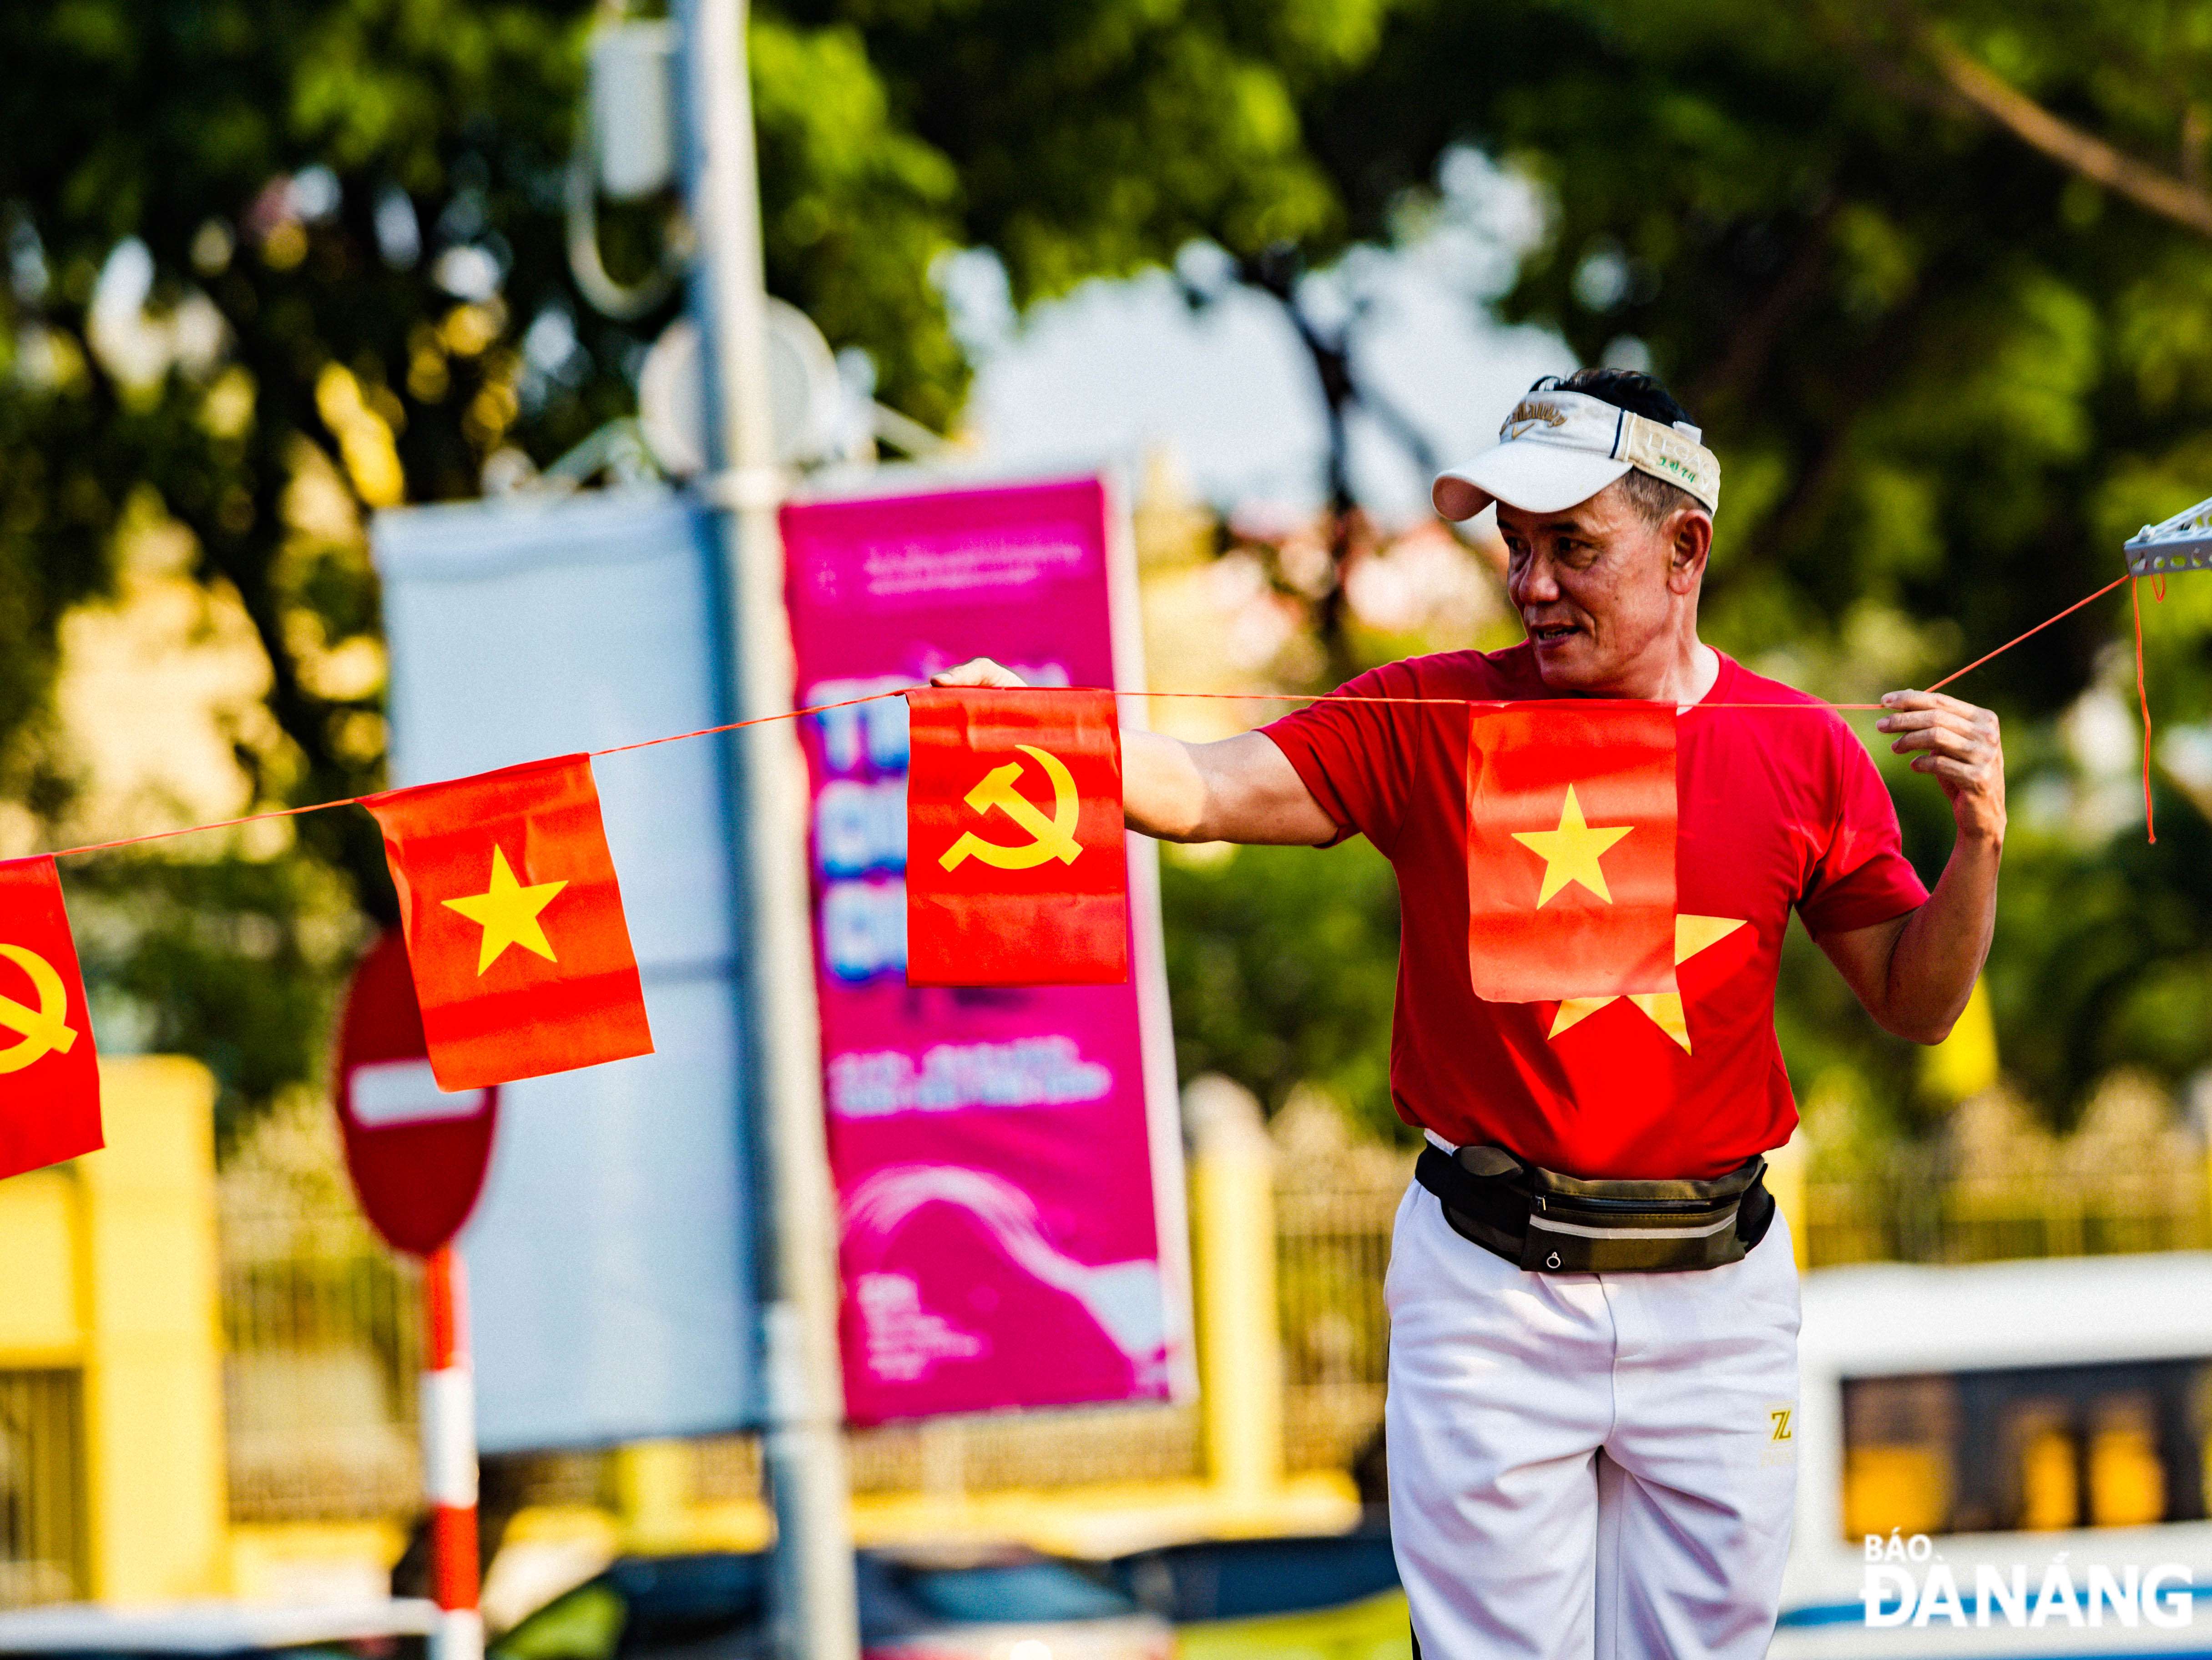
(906, 688, 1129, 986)
(0, 856, 102, 1180)
(1465, 703, 1677, 1003)
(364, 755, 653, 1090)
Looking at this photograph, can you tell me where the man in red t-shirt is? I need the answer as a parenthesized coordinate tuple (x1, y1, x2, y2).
(937, 367, 2003, 1659)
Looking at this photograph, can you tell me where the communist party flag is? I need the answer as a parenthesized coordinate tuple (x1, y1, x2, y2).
(0, 857, 102, 1180)
(364, 755, 652, 1090)
(905, 687, 1128, 986)
(1465, 703, 1677, 1004)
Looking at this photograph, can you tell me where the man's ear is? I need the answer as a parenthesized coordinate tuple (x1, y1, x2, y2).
(1667, 509, 1713, 594)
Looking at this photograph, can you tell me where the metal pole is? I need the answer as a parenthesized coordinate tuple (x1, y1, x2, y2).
(423, 1245, 481, 1660)
(673, 8, 858, 1660)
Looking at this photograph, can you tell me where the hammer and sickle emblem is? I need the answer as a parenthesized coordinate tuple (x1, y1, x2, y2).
(939, 744, 1085, 872)
(0, 943, 79, 1075)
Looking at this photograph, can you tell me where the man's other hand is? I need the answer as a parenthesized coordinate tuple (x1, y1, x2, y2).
(1877, 690, 2005, 842)
(1821, 690, 2005, 1044)
(931, 658, 1029, 688)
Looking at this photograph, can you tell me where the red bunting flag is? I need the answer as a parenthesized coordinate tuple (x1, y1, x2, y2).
(364, 755, 653, 1090)
(905, 688, 1129, 986)
(0, 856, 103, 1180)
(1465, 703, 1678, 1004)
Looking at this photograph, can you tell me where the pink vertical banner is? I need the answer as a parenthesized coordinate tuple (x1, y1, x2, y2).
(782, 476, 1193, 1424)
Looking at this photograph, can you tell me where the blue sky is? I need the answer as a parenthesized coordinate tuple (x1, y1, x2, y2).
(947, 150, 1591, 525)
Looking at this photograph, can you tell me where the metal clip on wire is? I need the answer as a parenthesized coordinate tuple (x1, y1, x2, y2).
(2124, 495, 2212, 577)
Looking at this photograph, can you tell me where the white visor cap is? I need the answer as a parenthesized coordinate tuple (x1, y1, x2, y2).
(1432, 388, 1720, 521)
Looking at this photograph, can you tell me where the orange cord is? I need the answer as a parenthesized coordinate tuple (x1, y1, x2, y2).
(20, 570, 2147, 863)
(36, 688, 923, 860)
(1924, 573, 2130, 693)
(2135, 575, 2157, 845)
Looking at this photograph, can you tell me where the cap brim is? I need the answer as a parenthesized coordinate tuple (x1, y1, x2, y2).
(1432, 450, 1634, 521)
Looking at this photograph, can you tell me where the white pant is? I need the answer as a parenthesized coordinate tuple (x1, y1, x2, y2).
(1385, 1181, 1801, 1660)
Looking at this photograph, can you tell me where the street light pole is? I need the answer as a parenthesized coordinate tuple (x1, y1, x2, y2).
(673, 7, 859, 1660)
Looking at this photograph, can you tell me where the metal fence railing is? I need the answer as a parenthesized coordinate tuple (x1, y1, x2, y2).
(1804, 1167, 2210, 1267)
(0, 1369, 83, 1609)
(202, 1092, 2212, 1525)
(1265, 1108, 2212, 1483)
(220, 1201, 421, 1523)
(842, 1407, 1204, 1497)
(1277, 1177, 1399, 1475)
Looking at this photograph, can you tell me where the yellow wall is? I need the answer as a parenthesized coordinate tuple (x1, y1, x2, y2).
(1189, 1080, 1283, 1501)
(0, 1056, 227, 1602)
(0, 1171, 80, 1363)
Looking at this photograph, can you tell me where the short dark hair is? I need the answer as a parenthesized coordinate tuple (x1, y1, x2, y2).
(1530, 368, 1709, 526)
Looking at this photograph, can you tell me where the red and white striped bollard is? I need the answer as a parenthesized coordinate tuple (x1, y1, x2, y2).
(424, 1245, 482, 1660)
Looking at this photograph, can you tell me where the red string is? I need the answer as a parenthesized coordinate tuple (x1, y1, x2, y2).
(586, 688, 924, 758)
(40, 689, 916, 860)
(1924, 573, 2130, 693)
(23, 570, 2142, 864)
(1115, 689, 1884, 710)
(2135, 575, 2157, 845)
(53, 795, 373, 860)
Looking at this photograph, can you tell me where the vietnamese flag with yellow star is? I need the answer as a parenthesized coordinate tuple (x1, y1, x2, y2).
(1465, 704, 1679, 1005)
(364, 755, 652, 1091)
(906, 687, 1129, 987)
(0, 856, 103, 1181)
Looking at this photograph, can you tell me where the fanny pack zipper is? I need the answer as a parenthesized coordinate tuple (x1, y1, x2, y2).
(1533, 1191, 1731, 1215)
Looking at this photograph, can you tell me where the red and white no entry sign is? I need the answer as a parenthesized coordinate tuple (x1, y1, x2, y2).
(334, 927, 490, 1656)
(334, 928, 498, 1258)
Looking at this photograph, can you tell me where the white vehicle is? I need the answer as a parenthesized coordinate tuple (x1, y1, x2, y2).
(0, 1598, 435, 1654)
(1775, 1253, 2212, 1657)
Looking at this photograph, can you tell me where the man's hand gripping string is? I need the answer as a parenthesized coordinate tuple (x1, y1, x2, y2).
(1877, 689, 2007, 843)
(1815, 689, 2005, 1047)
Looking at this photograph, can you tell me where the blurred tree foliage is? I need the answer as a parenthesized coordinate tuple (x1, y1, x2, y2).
(1160, 840, 1404, 1141)
(10, 0, 2212, 1139)
(1294, 0, 2212, 1131)
(1313, 0, 2212, 716)
(0, 0, 1390, 1130)
(1158, 0, 2212, 1139)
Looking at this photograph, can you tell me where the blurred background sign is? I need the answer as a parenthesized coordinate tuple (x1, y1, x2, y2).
(371, 488, 758, 1452)
(782, 474, 1195, 1422)
(334, 928, 498, 1259)
(637, 307, 843, 478)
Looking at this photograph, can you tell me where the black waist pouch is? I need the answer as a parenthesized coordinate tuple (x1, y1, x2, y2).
(1415, 1143, 1775, 1273)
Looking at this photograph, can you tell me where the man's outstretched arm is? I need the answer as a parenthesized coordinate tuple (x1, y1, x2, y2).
(1815, 689, 2005, 1044)
(930, 658, 1340, 845)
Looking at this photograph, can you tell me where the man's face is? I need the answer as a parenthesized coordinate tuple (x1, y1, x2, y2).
(1498, 483, 1700, 693)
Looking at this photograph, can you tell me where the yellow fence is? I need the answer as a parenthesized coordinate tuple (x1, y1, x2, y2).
(207, 1097, 2212, 1534)
(15, 1058, 2212, 1606)
(212, 1082, 1391, 1548)
(220, 1202, 421, 1523)
(1276, 1154, 1400, 1478)
(0, 1370, 83, 1606)
(1805, 1168, 2210, 1266)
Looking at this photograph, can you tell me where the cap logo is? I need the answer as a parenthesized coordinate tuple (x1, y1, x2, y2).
(1502, 400, 1570, 441)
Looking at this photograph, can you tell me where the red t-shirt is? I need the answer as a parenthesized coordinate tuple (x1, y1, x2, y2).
(1262, 644, 1928, 1179)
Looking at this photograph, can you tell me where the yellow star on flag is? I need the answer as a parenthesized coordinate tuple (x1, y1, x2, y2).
(1511, 784, 1636, 905)
(1548, 915, 1749, 1053)
(444, 845, 568, 974)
